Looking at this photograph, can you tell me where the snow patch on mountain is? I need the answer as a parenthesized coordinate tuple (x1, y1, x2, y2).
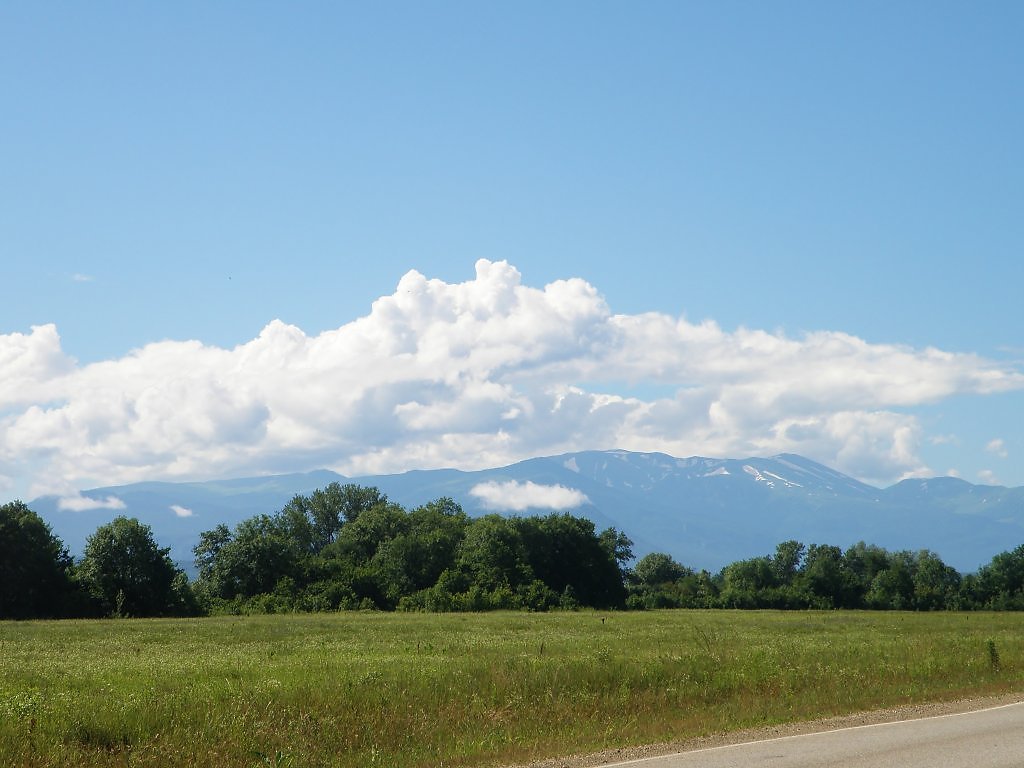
(763, 471, 802, 488)
(743, 465, 774, 486)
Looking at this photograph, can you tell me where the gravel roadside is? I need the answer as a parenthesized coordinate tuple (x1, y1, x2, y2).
(501, 692, 1024, 768)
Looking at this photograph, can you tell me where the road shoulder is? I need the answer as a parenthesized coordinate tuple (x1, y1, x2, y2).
(504, 692, 1024, 768)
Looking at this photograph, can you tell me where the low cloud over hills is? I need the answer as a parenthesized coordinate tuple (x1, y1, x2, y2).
(30, 450, 1024, 575)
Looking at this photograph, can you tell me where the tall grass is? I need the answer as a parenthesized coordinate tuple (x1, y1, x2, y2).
(0, 610, 1021, 767)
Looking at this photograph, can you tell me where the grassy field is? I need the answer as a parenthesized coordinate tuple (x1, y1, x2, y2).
(1, 610, 1022, 768)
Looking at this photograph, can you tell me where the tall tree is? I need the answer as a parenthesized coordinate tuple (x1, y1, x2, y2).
(801, 544, 858, 608)
(719, 556, 778, 608)
(278, 483, 387, 555)
(515, 514, 628, 608)
(843, 541, 893, 595)
(0, 501, 77, 619)
(772, 540, 805, 583)
(912, 550, 961, 610)
(975, 545, 1024, 609)
(599, 527, 635, 574)
(77, 516, 187, 617)
(194, 515, 300, 602)
(456, 514, 534, 592)
(864, 550, 915, 610)
(632, 552, 691, 587)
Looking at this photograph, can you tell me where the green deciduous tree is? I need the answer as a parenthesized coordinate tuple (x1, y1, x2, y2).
(369, 498, 470, 607)
(719, 556, 778, 608)
(633, 552, 691, 587)
(772, 540, 805, 582)
(800, 544, 859, 608)
(514, 514, 628, 609)
(974, 545, 1024, 610)
(599, 527, 635, 573)
(193, 515, 301, 604)
(864, 554, 914, 610)
(456, 514, 534, 593)
(278, 483, 389, 555)
(626, 552, 715, 610)
(911, 550, 961, 610)
(0, 501, 78, 619)
(77, 516, 191, 617)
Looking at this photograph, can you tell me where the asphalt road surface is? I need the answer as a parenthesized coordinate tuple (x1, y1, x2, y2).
(601, 702, 1024, 768)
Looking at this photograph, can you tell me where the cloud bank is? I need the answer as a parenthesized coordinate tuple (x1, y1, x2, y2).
(56, 494, 127, 512)
(3, 259, 1023, 497)
(470, 480, 590, 512)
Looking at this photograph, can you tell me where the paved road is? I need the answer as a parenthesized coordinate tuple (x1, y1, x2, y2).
(602, 702, 1024, 768)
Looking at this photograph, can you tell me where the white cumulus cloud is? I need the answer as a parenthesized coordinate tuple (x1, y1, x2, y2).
(986, 438, 1008, 458)
(977, 469, 1000, 485)
(2, 259, 1023, 497)
(0, 324, 75, 409)
(469, 480, 590, 512)
(170, 504, 194, 518)
(57, 494, 127, 512)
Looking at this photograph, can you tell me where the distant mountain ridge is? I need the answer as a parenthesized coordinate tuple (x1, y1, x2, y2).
(27, 451, 1024, 574)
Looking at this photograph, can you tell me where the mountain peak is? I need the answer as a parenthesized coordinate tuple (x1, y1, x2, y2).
(27, 449, 1024, 575)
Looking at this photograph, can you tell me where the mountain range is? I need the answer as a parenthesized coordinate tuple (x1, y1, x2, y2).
(27, 450, 1024, 575)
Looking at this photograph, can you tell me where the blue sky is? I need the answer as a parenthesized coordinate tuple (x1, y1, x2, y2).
(1, 2, 1022, 500)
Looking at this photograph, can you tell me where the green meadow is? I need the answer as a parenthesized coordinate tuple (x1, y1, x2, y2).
(1, 610, 1022, 768)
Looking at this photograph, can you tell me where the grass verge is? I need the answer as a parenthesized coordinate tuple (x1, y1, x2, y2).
(0, 610, 1021, 767)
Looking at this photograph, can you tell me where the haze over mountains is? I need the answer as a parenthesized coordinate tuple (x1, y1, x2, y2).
(29, 451, 1024, 575)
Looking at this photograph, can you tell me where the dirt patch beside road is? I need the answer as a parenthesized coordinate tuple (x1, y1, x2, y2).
(503, 692, 1024, 768)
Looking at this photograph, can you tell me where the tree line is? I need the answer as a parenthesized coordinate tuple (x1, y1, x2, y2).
(0, 500, 196, 619)
(629, 541, 986, 611)
(191, 483, 631, 613)
(6, 484, 1024, 619)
